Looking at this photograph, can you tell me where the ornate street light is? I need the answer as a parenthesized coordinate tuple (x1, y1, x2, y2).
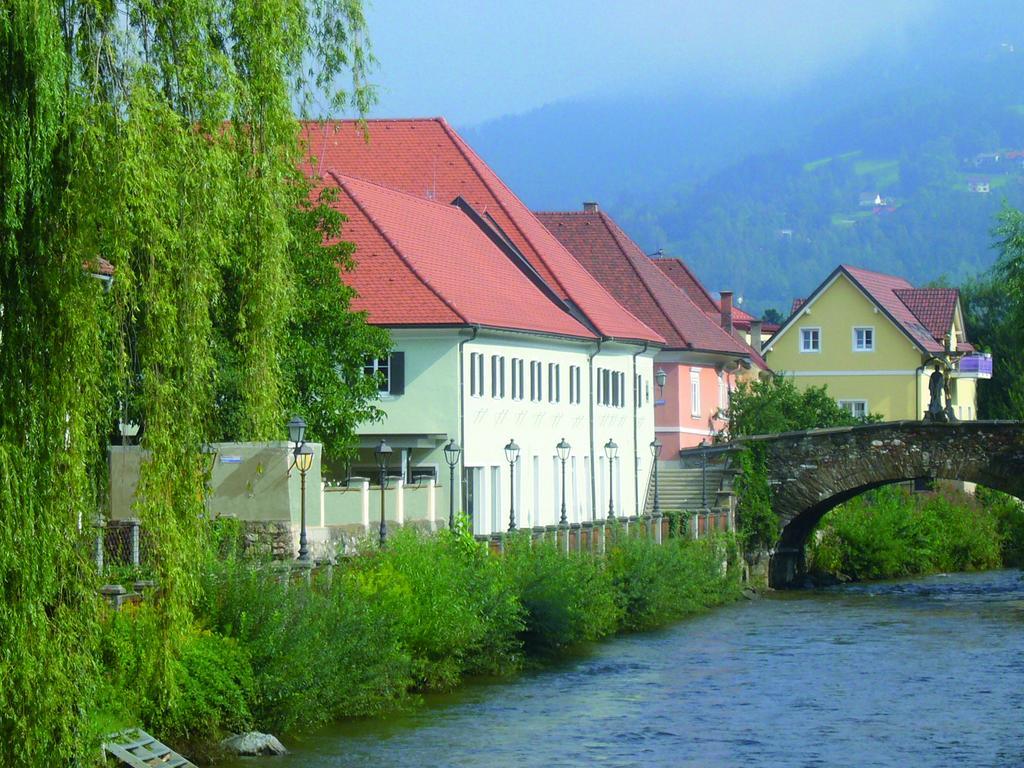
(444, 439, 461, 531)
(200, 442, 218, 517)
(375, 439, 392, 547)
(650, 438, 662, 518)
(604, 438, 618, 520)
(556, 438, 571, 526)
(655, 369, 668, 397)
(505, 438, 520, 531)
(287, 415, 307, 446)
(294, 443, 314, 561)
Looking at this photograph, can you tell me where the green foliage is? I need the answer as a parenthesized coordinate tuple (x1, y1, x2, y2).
(726, 375, 877, 439)
(733, 447, 779, 550)
(345, 528, 523, 689)
(503, 536, 619, 655)
(975, 486, 1024, 567)
(808, 485, 1004, 581)
(605, 535, 739, 632)
(196, 559, 411, 734)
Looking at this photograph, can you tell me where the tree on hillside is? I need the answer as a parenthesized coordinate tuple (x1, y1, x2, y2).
(1, 1, 378, 762)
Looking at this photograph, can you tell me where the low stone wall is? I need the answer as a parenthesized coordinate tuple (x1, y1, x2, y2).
(241, 521, 293, 560)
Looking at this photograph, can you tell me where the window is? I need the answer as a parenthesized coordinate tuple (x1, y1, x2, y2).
(718, 371, 726, 411)
(690, 370, 701, 417)
(635, 374, 642, 410)
(364, 356, 390, 392)
(800, 327, 821, 353)
(569, 365, 581, 404)
(853, 326, 874, 352)
(491, 355, 506, 399)
(601, 368, 611, 406)
(548, 363, 560, 403)
(530, 361, 543, 402)
(838, 399, 868, 419)
(511, 358, 524, 401)
(469, 352, 485, 397)
(364, 353, 405, 395)
(611, 371, 620, 408)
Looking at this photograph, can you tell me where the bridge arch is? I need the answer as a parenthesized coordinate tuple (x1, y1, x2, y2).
(740, 421, 1024, 587)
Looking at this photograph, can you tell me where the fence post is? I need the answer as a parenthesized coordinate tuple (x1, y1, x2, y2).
(130, 520, 140, 566)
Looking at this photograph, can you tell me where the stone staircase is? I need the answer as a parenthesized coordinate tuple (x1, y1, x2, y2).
(645, 465, 728, 515)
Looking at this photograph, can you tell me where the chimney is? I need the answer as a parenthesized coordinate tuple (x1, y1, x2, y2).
(720, 291, 734, 334)
(749, 319, 763, 352)
(582, 201, 599, 213)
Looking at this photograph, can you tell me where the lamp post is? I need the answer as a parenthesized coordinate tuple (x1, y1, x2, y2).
(375, 439, 392, 547)
(655, 368, 668, 397)
(505, 438, 520, 531)
(287, 415, 307, 446)
(650, 438, 662, 517)
(556, 438, 571, 526)
(294, 443, 314, 561)
(604, 438, 618, 520)
(444, 439, 461, 531)
(201, 442, 218, 519)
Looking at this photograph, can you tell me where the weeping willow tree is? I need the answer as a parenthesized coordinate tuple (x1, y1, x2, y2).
(0, 1, 377, 762)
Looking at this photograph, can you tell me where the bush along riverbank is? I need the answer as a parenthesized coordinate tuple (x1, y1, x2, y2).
(806, 484, 1024, 583)
(96, 523, 740, 762)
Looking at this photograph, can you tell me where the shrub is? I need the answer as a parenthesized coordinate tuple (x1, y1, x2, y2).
(606, 535, 738, 632)
(344, 527, 522, 690)
(503, 536, 619, 655)
(196, 560, 411, 734)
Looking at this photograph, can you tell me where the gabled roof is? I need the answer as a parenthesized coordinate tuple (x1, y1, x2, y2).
(325, 173, 595, 339)
(768, 265, 964, 355)
(536, 209, 749, 357)
(652, 257, 756, 328)
(301, 119, 663, 345)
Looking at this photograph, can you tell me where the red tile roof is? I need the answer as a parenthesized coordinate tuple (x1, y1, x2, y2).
(301, 119, 663, 344)
(326, 173, 595, 339)
(652, 257, 755, 327)
(777, 266, 966, 355)
(536, 210, 749, 357)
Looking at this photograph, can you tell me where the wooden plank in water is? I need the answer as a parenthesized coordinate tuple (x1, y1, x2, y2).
(103, 728, 197, 768)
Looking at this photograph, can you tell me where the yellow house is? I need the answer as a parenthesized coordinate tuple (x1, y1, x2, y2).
(762, 265, 991, 421)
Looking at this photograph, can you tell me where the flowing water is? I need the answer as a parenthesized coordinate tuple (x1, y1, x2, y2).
(225, 570, 1024, 767)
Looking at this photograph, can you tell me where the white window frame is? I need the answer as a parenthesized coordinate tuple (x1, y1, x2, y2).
(511, 358, 524, 401)
(530, 360, 543, 403)
(800, 326, 821, 353)
(364, 356, 390, 394)
(548, 362, 560, 403)
(469, 352, 485, 397)
(852, 326, 874, 352)
(569, 365, 581, 404)
(690, 370, 701, 418)
(491, 355, 506, 399)
(838, 399, 868, 419)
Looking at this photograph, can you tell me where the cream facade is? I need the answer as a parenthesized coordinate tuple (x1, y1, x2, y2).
(353, 328, 658, 536)
(764, 270, 982, 421)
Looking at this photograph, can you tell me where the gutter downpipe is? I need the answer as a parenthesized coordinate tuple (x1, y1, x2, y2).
(632, 342, 649, 517)
(588, 338, 603, 521)
(458, 326, 480, 530)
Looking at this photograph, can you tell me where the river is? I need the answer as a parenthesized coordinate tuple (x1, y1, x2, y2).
(225, 569, 1024, 767)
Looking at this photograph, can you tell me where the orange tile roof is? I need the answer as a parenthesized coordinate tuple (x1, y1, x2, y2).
(327, 173, 596, 338)
(300, 119, 663, 344)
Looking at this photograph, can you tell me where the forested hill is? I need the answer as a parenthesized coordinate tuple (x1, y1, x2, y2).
(463, 2, 1024, 315)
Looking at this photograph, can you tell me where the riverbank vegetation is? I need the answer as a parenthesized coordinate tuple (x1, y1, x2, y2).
(807, 484, 1024, 582)
(96, 525, 739, 760)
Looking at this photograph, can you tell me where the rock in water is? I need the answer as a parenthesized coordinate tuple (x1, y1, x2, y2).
(220, 732, 288, 756)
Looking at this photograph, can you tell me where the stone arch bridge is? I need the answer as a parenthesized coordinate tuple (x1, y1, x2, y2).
(732, 421, 1024, 588)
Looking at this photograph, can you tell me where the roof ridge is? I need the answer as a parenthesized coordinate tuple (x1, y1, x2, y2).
(595, 212, 694, 348)
(435, 121, 576, 303)
(328, 170, 469, 326)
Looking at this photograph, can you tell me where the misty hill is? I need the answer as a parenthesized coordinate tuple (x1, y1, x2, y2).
(462, 2, 1024, 314)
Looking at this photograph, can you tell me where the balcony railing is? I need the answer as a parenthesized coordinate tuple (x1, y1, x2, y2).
(955, 353, 993, 379)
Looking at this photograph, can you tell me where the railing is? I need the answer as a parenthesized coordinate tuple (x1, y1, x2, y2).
(956, 353, 993, 379)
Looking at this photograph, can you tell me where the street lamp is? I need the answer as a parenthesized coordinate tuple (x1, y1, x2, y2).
(505, 438, 520, 531)
(655, 369, 668, 397)
(287, 415, 307, 446)
(444, 439, 461, 531)
(201, 442, 218, 517)
(294, 443, 314, 561)
(650, 438, 662, 518)
(375, 439, 392, 547)
(556, 438, 571, 526)
(604, 438, 618, 520)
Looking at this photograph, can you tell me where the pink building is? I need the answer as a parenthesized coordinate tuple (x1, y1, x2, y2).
(538, 204, 759, 455)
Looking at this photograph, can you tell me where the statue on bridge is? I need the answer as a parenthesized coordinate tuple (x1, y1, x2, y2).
(924, 364, 957, 422)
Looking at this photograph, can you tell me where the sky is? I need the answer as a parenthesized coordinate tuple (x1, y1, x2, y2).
(364, 0, 937, 127)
